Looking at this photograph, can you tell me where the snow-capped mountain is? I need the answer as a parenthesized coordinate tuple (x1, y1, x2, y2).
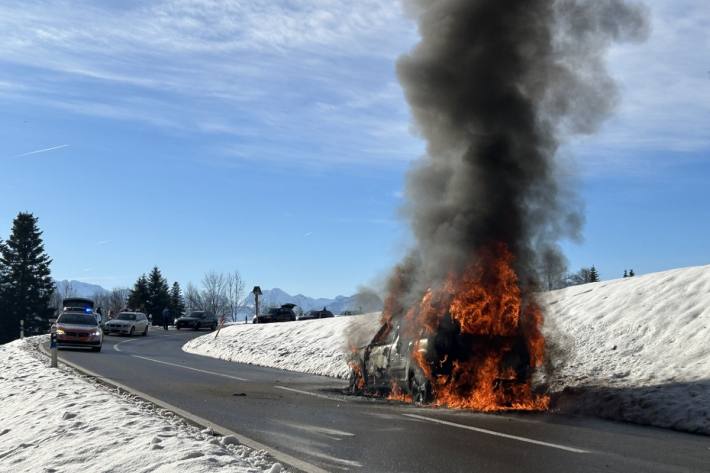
(54, 280, 109, 298)
(241, 288, 383, 314)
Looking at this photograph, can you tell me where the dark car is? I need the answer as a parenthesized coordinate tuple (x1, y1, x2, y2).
(175, 311, 218, 331)
(55, 312, 103, 352)
(253, 304, 297, 323)
(297, 307, 334, 321)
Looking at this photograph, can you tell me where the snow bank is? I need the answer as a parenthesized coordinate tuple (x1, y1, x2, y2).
(0, 337, 280, 473)
(185, 314, 382, 379)
(185, 266, 710, 433)
(542, 264, 710, 433)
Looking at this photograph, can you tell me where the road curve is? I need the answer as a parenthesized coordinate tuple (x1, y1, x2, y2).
(46, 328, 709, 473)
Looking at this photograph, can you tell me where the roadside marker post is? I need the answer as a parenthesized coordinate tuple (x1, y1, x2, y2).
(214, 315, 225, 339)
(50, 325, 58, 368)
(20, 320, 24, 339)
(252, 286, 262, 324)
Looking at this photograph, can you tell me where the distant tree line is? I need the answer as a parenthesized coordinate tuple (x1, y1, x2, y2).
(539, 248, 644, 291)
(122, 267, 185, 325)
(120, 268, 244, 324)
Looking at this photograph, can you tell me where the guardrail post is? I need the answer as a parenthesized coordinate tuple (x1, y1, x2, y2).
(20, 319, 24, 339)
(50, 326, 58, 368)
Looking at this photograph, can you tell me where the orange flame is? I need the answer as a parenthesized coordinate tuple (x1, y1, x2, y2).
(390, 243, 548, 411)
(387, 381, 413, 403)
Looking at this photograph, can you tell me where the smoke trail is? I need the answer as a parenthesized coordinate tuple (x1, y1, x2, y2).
(396, 0, 648, 294)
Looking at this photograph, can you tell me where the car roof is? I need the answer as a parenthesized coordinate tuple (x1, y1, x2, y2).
(59, 312, 95, 317)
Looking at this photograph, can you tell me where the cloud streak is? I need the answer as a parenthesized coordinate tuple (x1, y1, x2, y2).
(0, 1, 707, 173)
(12, 144, 69, 158)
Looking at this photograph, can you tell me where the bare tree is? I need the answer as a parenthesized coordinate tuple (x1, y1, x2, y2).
(225, 270, 245, 322)
(564, 267, 594, 287)
(107, 288, 129, 315)
(538, 246, 568, 291)
(184, 282, 204, 313)
(201, 271, 228, 317)
(61, 280, 76, 298)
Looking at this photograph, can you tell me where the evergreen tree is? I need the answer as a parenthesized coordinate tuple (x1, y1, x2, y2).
(0, 213, 55, 343)
(127, 274, 150, 312)
(589, 265, 600, 283)
(146, 266, 170, 324)
(169, 282, 186, 319)
(623, 269, 628, 278)
(629, 269, 635, 277)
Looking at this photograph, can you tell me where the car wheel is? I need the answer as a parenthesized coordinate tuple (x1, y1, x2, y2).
(176, 325, 180, 330)
(92, 346, 102, 352)
(409, 370, 432, 404)
(143, 325, 148, 336)
(129, 326, 135, 336)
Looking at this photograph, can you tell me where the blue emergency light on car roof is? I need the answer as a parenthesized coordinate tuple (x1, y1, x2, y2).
(84, 307, 93, 314)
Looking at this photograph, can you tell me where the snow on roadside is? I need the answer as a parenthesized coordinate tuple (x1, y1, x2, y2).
(185, 314, 382, 379)
(0, 337, 282, 473)
(185, 265, 710, 434)
(541, 264, 710, 434)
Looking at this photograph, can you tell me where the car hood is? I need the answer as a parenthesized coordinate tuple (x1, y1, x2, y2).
(57, 324, 99, 331)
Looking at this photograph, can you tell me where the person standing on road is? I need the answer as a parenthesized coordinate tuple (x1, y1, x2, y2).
(162, 307, 171, 331)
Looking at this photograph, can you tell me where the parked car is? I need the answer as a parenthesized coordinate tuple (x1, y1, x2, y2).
(297, 307, 334, 320)
(105, 312, 150, 336)
(55, 312, 103, 352)
(175, 311, 217, 331)
(340, 310, 361, 316)
(253, 304, 297, 323)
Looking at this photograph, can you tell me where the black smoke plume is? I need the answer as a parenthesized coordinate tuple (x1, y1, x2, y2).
(395, 0, 648, 297)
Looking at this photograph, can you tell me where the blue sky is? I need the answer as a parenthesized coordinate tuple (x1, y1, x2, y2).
(1, 0, 708, 297)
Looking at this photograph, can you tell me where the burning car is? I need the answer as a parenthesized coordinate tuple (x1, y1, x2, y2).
(349, 313, 533, 405)
(349, 322, 431, 403)
(349, 246, 548, 411)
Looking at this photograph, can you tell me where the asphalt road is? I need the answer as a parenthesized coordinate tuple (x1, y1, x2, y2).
(46, 328, 709, 473)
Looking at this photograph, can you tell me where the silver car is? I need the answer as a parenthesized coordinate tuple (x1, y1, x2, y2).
(105, 312, 150, 336)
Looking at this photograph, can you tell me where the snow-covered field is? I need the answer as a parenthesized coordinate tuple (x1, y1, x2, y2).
(542, 264, 710, 433)
(186, 314, 382, 379)
(0, 337, 282, 473)
(185, 265, 710, 434)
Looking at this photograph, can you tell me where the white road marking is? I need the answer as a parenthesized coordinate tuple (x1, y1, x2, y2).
(112, 338, 140, 352)
(130, 355, 249, 381)
(403, 414, 590, 454)
(274, 385, 342, 401)
(281, 422, 355, 438)
(300, 449, 363, 469)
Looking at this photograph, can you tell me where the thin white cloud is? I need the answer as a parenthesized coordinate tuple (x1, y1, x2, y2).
(0, 0, 418, 167)
(12, 144, 69, 158)
(0, 1, 706, 172)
